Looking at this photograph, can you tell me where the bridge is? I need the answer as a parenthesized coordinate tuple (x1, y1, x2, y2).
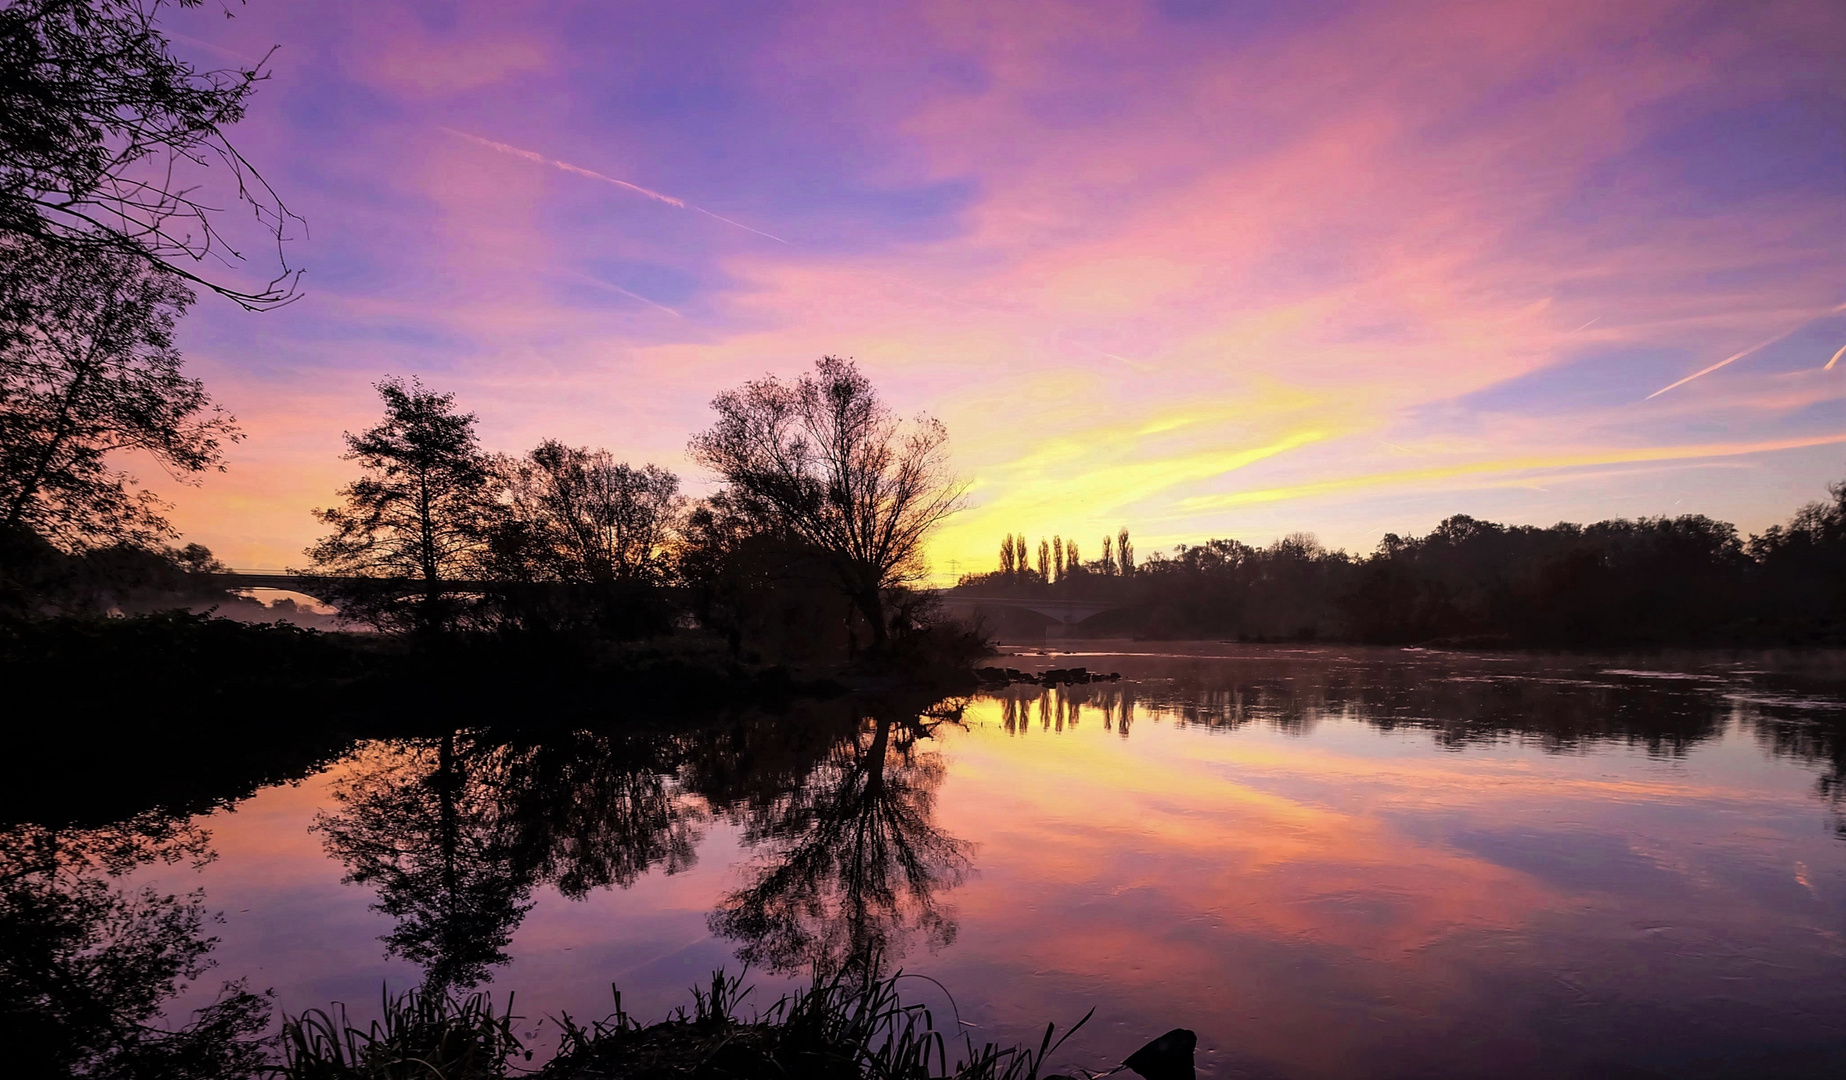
(216, 573, 1126, 633)
(211, 569, 436, 602)
(217, 569, 327, 592)
(930, 591, 1123, 633)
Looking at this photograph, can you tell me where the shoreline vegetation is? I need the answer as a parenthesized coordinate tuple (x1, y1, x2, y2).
(274, 969, 1102, 1080)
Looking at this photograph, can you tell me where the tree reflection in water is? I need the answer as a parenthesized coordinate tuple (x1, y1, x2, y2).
(316, 726, 704, 991)
(0, 816, 268, 1078)
(317, 732, 535, 992)
(311, 652, 1846, 1002)
(315, 698, 977, 991)
(709, 699, 974, 981)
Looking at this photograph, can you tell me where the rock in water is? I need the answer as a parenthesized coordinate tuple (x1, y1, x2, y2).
(1123, 1028, 1197, 1080)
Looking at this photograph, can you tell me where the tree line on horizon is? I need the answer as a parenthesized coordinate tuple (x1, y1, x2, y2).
(960, 489, 1846, 645)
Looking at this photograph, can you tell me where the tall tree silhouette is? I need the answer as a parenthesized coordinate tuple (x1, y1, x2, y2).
(308, 378, 497, 633)
(487, 442, 682, 635)
(1750, 478, 1846, 636)
(688, 357, 965, 648)
(0, 242, 237, 549)
(497, 441, 681, 585)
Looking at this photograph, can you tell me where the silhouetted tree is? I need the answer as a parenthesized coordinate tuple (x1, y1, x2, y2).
(11, 537, 231, 615)
(1037, 537, 1049, 582)
(1100, 534, 1115, 576)
(0, 0, 299, 308)
(998, 533, 1015, 577)
(1750, 478, 1846, 639)
(678, 489, 852, 661)
(688, 356, 965, 648)
(497, 441, 681, 585)
(1051, 536, 1062, 583)
(308, 378, 497, 633)
(1118, 528, 1134, 577)
(0, 242, 237, 551)
(1066, 537, 1079, 575)
(484, 441, 681, 636)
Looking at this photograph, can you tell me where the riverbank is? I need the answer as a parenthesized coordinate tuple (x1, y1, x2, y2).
(0, 609, 987, 830)
(274, 970, 1101, 1080)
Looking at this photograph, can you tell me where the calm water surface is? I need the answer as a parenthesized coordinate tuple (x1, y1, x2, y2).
(104, 647, 1846, 1076)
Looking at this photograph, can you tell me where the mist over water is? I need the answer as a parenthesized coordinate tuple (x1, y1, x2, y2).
(20, 645, 1846, 1078)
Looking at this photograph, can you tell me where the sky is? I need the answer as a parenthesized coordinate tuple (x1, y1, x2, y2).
(152, 0, 1845, 578)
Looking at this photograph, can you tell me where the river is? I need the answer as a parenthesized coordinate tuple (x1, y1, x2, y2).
(29, 644, 1846, 1078)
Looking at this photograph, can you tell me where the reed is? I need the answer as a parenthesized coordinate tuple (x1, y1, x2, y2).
(272, 985, 527, 1079)
(271, 968, 1090, 1080)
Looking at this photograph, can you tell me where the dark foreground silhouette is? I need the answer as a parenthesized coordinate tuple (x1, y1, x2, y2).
(268, 972, 1197, 1079)
(273, 970, 1107, 1080)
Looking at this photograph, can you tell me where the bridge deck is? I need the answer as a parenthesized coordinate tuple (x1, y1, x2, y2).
(933, 592, 1121, 625)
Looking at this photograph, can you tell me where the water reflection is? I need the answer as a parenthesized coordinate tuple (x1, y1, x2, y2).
(318, 733, 539, 991)
(5, 647, 1843, 1076)
(314, 697, 976, 990)
(0, 816, 268, 1077)
(316, 724, 719, 990)
(710, 699, 973, 980)
(987, 650, 1846, 833)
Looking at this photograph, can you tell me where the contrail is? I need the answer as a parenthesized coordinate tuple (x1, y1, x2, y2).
(1645, 343, 1771, 400)
(1644, 307, 1840, 400)
(441, 127, 683, 205)
(1827, 343, 1845, 371)
(689, 206, 789, 244)
(440, 127, 786, 243)
(565, 271, 683, 318)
